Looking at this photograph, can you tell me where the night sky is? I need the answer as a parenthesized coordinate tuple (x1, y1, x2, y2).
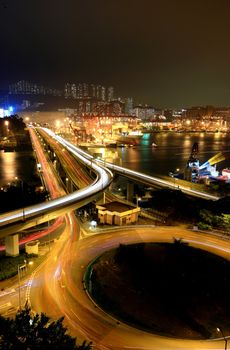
(1, 0, 230, 107)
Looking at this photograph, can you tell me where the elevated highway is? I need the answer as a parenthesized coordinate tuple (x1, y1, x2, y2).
(0, 128, 219, 247)
(56, 138, 220, 201)
(0, 128, 113, 239)
(102, 161, 219, 201)
(0, 129, 228, 349)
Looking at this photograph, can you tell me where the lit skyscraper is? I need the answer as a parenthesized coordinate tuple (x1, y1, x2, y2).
(108, 86, 114, 101)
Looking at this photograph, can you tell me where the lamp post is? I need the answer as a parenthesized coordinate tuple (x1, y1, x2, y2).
(90, 220, 97, 230)
(18, 264, 22, 310)
(4, 120, 9, 133)
(136, 196, 141, 207)
(65, 177, 69, 192)
(15, 177, 25, 221)
(217, 327, 228, 350)
(18, 260, 33, 310)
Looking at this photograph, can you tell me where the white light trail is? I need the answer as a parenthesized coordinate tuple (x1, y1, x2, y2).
(0, 128, 113, 228)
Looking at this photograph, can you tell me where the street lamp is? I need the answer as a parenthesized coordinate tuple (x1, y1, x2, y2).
(18, 260, 33, 310)
(90, 220, 97, 229)
(136, 196, 141, 207)
(4, 120, 9, 130)
(15, 177, 25, 221)
(217, 327, 228, 350)
(66, 177, 69, 192)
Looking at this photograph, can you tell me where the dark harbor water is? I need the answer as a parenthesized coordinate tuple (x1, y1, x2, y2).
(117, 132, 230, 176)
(0, 151, 35, 187)
(0, 133, 230, 188)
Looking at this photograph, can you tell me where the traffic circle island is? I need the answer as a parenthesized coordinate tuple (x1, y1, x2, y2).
(85, 241, 230, 340)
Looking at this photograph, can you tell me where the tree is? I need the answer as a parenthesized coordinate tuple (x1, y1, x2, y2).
(220, 214, 230, 234)
(199, 209, 213, 225)
(0, 305, 92, 350)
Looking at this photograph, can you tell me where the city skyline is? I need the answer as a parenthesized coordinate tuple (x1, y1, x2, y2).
(1, 1, 230, 107)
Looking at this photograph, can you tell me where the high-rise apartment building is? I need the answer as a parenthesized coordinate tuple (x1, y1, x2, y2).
(64, 82, 114, 102)
(64, 83, 71, 98)
(134, 105, 155, 119)
(71, 84, 77, 99)
(101, 86, 106, 101)
(75, 83, 89, 98)
(108, 86, 114, 101)
(9, 80, 62, 96)
(76, 83, 83, 98)
(90, 84, 96, 98)
(83, 83, 89, 97)
(96, 85, 101, 99)
(124, 97, 133, 114)
(64, 83, 78, 99)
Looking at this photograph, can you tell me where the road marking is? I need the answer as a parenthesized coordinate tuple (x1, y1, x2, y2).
(25, 260, 47, 306)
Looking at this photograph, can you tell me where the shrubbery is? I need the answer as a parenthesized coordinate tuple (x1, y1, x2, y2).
(0, 305, 92, 349)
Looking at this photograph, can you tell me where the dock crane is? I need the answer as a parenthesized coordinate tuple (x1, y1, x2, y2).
(185, 142, 227, 181)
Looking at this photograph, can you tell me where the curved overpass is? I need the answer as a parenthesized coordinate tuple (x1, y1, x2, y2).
(0, 127, 219, 239)
(55, 139, 219, 201)
(103, 162, 219, 200)
(0, 128, 113, 238)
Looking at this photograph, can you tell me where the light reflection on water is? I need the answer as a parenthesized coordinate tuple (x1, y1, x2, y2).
(98, 132, 230, 176)
(0, 133, 230, 187)
(1, 151, 17, 183)
(0, 151, 34, 187)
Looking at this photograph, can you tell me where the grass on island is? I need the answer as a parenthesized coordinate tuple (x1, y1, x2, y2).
(0, 252, 42, 281)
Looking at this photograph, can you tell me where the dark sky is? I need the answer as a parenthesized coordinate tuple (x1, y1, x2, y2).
(1, 0, 230, 107)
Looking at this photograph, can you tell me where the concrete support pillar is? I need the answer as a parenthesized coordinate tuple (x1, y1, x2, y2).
(69, 179, 73, 193)
(127, 182, 134, 203)
(5, 234, 19, 257)
(66, 178, 73, 193)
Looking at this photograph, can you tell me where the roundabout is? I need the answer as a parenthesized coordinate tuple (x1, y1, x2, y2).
(86, 240, 230, 340)
(30, 223, 230, 349)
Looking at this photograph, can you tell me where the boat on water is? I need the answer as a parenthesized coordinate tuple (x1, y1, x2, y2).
(105, 141, 117, 148)
(112, 130, 143, 145)
(117, 143, 134, 148)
